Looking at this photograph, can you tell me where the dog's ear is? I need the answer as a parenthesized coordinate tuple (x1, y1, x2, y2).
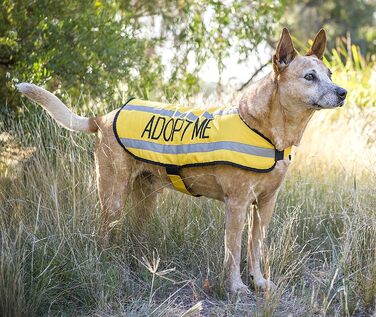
(273, 28, 297, 74)
(306, 29, 327, 60)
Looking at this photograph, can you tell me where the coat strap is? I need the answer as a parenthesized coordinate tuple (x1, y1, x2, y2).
(275, 146, 293, 161)
(165, 165, 200, 197)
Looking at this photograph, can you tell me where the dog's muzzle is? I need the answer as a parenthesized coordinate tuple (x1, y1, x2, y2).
(336, 87, 347, 107)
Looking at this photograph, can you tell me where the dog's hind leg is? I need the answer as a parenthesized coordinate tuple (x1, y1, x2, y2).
(96, 164, 131, 245)
(223, 197, 249, 294)
(247, 194, 277, 291)
(95, 138, 132, 245)
(130, 172, 158, 233)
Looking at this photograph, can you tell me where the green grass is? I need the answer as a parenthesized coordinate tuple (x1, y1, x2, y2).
(1, 47, 376, 315)
(1, 96, 375, 316)
(327, 42, 376, 110)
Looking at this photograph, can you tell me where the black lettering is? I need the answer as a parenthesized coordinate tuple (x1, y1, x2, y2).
(163, 118, 174, 141)
(141, 115, 155, 138)
(181, 120, 193, 141)
(151, 116, 166, 140)
(171, 118, 184, 141)
(191, 119, 207, 140)
(202, 119, 212, 138)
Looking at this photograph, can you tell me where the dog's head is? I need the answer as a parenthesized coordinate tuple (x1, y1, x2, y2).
(273, 28, 347, 110)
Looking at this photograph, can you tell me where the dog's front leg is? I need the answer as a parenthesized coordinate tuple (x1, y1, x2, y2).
(247, 195, 277, 291)
(224, 198, 249, 294)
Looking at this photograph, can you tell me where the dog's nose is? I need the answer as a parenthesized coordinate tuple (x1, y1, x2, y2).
(336, 87, 347, 100)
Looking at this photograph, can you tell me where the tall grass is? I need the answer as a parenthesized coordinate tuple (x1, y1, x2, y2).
(327, 41, 376, 110)
(1, 47, 375, 316)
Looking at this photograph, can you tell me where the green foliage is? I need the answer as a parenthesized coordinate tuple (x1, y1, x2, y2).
(0, 0, 284, 115)
(282, 0, 376, 55)
(326, 41, 376, 109)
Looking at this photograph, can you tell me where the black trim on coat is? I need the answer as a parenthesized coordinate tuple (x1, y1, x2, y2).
(112, 100, 281, 185)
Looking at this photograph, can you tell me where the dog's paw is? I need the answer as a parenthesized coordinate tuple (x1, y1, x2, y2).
(227, 281, 252, 303)
(229, 281, 250, 295)
(253, 277, 276, 292)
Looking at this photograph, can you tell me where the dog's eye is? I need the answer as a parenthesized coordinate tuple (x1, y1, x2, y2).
(304, 73, 315, 81)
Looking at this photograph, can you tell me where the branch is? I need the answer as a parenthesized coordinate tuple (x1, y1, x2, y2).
(237, 61, 270, 91)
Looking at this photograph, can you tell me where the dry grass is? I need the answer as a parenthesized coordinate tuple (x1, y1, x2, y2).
(1, 85, 375, 316)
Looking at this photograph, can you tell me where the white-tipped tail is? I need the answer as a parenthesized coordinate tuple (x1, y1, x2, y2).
(17, 83, 97, 133)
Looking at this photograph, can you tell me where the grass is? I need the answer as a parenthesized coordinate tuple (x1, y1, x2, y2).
(1, 49, 376, 316)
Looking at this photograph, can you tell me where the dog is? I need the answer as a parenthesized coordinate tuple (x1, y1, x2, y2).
(17, 28, 347, 294)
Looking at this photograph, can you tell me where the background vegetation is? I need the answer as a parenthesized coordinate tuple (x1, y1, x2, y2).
(1, 0, 375, 316)
(0, 0, 283, 115)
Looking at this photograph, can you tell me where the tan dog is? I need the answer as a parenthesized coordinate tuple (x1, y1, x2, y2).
(17, 28, 347, 294)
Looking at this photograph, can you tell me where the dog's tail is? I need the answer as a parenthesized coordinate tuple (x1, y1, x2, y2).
(17, 83, 98, 133)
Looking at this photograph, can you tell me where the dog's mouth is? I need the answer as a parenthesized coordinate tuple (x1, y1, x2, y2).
(311, 103, 324, 109)
(336, 100, 345, 107)
(311, 100, 344, 109)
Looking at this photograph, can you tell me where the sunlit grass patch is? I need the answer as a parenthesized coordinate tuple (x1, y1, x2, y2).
(1, 76, 376, 316)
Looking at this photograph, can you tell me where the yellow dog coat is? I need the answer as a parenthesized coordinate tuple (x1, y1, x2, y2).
(113, 98, 292, 196)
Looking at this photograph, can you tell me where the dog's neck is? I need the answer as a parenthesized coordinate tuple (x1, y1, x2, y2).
(239, 73, 315, 151)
